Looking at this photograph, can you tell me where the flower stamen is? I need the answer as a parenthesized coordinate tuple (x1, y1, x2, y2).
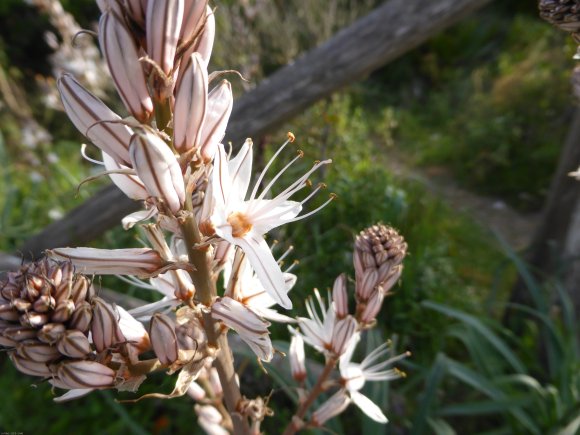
(227, 212, 253, 238)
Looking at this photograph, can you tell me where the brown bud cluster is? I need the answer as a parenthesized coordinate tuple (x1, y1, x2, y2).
(353, 224, 407, 326)
(539, 0, 580, 41)
(0, 259, 133, 390)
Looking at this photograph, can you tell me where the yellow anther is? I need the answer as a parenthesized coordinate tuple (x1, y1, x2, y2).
(287, 132, 296, 142)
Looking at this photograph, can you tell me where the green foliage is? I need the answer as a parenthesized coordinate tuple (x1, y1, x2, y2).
(409, 246, 580, 434)
(372, 6, 574, 211)
(0, 1, 576, 434)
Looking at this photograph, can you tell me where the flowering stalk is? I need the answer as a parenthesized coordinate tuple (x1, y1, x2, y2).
(2, 1, 409, 433)
(282, 356, 338, 435)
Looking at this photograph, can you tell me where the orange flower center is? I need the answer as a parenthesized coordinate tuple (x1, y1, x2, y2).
(227, 212, 253, 238)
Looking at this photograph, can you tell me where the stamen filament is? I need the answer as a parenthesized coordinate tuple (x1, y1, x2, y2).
(81, 144, 106, 165)
(284, 194, 336, 224)
(248, 138, 292, 201)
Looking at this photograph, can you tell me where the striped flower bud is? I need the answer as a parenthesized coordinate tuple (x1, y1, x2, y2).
(200, 80, 233, 162)
(354, 225, 406, 303)
(173, 52, 208, 152)
(56, 360, 116, 389)
(129, 130, 185, 214)
(0, 260, 96, 381)
(48, 247, 167, 278)
(10, 353, 53, 377)
(124, 0, 147, 27)
(179, 0, 207, 45)
(149, 313, 179, 365)
(69, 301, 93, 333)
(17, 342, 61, 363)
(146, 0, 184, 76)
(289, 333, 306, 382)
(91, 297, 125, 353)
(539, 0, 580, 37)
(359, 288, 385, 326)
(57, 330, 92, 359)
(212, 297, 273, 362)
(57, 73, 133, 165)
(99, 11, 153, 122)
(179, 4, 215, 69)
(331, 316, 357, 356)
(332, 273, 349, 319)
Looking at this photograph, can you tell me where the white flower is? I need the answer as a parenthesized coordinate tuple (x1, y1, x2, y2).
(223, 252, 297, 323)
(338, 338, 408, 423)
(295, 289, 336, 354)
(211, 297, 273, 362)
(205, 137, 332, 309)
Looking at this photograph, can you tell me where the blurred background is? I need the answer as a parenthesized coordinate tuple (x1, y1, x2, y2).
(1, 0, 579, 433)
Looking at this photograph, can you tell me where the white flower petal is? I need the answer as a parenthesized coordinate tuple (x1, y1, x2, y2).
(211, 297, 273, 362)
(236, 235, 292, 309)
(52, 387, 94, 402)
(102, 152, 148, 201)
(350, 391, 388, 423)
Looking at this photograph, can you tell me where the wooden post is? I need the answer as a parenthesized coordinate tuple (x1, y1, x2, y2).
(506, 108, 580, 317)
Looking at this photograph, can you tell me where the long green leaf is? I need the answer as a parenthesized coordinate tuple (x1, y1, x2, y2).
(423, 301, 526, 373)
(445, 359, 540, 435)
(438, 398, 532, 416)
(427, 418, 456, 435)
(411, 353, 448, 435)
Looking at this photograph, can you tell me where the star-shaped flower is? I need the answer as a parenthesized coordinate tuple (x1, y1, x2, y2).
(204, 137, 332, 309)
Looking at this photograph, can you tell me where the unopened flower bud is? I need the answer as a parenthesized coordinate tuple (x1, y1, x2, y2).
(33, 295, 56, 313)
(146, 0, 184, 76)
(359, 288, 385, 325)
(539, 0, 580, 38)
(51, 300, 75, 323)
(57, 360, 116, 389)
(173, 52, 208, 152)
(129, 130, 185, 214)
(20, 312, 49, 328)
(37, 323, 66, 344)
(331, 316, 357, 356)
(149, 313, 179, 365)
(99, 11, 153, 122)
(4, 326, 38, 342)
(179, 5, 215, 69)
(57, 73, 133, 165)
(17, 342, 60, 363)
(0, 303, 19, 321)
(10, 353, 53, 377)
(69, 301, 93, 332)
(71, 276, 92, 305)
(332, 273, 348, 319)
(354, 224, 406, 303)
(48, 247, 167, 278)
(200, 80, 233, 162)
(289, 333, 306, 382)
(57, 330, 92, 358)
(91, 297, 124, 353)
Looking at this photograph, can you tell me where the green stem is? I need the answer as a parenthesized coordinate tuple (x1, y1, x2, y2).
(179, 195, 250, 435)
(282, 357, 338, 435)
(181, 194, 214, 305)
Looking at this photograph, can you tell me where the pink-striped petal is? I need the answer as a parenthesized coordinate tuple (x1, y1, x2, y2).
(99, 11, 153, 121)
(58, 74, 132, 165)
